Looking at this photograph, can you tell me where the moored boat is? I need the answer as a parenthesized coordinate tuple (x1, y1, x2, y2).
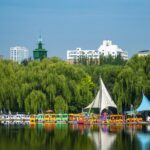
(0, 113, 30, 121)
(0, 114, 12, 120)
(68, 114, 78, 124)
(49, 114, 56, 122)
(23, 115, 30, 121)
(44, 113, 56, 122)
(56, 114, 68, 123)
(77, 114, 84, 124)
(109, 114, 125, 124)
(29, 114, 36, 126)
(126, 114, 143, 124)
(12, 114, 25, 120)
(36, 114, 44, 122)
(44, 114, 50, 122)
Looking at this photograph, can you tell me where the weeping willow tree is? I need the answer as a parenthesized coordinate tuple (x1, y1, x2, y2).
(54, 96, 68, 113)
(113, 55, 150, 112)
(25, 90, 47, 113)
(0, 58, 95, 113)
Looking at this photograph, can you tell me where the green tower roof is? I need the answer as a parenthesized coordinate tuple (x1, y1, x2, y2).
(33, 37, 47, 60)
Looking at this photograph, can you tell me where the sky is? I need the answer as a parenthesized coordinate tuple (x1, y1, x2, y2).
(0, 0, 150, 59)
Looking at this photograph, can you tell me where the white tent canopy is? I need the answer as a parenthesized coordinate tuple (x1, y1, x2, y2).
(84, 78, 117, 113)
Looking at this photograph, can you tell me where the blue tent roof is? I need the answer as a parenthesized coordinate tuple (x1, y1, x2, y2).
(136, 94, 150, 112)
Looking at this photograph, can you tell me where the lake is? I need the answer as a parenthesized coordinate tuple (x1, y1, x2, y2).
(0, 122, 150, 150)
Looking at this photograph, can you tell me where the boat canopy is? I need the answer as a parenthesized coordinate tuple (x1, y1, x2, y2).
(136, 94, 150, 112)
(84, 78, 117, 113)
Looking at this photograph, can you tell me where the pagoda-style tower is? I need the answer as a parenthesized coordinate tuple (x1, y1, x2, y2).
(33, 37, 47, 60)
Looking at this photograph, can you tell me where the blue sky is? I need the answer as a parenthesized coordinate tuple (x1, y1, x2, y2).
(0, 0, 150, 59)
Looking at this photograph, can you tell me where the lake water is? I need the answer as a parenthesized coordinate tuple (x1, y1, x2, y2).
(0, 122, 150, 150)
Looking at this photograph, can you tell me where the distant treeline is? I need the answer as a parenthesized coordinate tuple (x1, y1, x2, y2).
(0, 55, 149, 113)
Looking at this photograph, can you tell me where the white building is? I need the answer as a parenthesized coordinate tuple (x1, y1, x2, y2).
(67, 48, 99, 63)
(138, 50, 150, 57)
(10, 46, 29, 63)
(67, 40, 128, 63)
(98, 40, 128, 60)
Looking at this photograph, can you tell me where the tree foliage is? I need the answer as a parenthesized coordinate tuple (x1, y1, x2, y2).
(0, 58, 94, 113)
(113, 55, 150, 112)
(54, 96, 68, 113)
(25, 90, 47, 113)
(0, 54, 149, 113)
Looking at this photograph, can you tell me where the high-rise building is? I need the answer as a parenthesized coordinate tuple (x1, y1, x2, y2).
(67, 40, 128, 63)
(33, 37, 47, 60)
(10, 46, 29, 63)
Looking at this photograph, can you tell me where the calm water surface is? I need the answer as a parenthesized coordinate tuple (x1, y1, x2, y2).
(0, 122, 150, 150)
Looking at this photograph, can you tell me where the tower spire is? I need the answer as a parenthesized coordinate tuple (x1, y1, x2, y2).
(38, 35, 43, 43)
(38, 35, 43, 49)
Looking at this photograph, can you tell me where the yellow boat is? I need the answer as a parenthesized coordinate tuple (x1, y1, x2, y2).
(44, 114, 50, 122)
(126, 114, 143, 123)
(109, 115, 125, 124)
(30, 115, 36, 122)
(43, 114, 56, 122)
(29, 114, 36, 126)
(49, 114, 56, 122)
(69, 114, 78, 123)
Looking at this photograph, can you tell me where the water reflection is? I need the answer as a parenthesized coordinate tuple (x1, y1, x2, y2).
(0, 122, 150, 150)
(88, 125, 117, 150)
(137, 133, 150, 150)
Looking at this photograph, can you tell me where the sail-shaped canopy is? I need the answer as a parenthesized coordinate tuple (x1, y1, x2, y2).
(84, 90, 101, 109)
(84, 78, 117, 113)
(136, 94, 150, 112)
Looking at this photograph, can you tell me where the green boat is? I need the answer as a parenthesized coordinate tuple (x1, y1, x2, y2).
(36, 114, 44, 122)
(56, 114, 68, 123)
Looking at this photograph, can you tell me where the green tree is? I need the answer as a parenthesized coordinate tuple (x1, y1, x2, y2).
(113, 55, 150, 112)
(54, 96, 68, 113)
(25, 90, 47, 113)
